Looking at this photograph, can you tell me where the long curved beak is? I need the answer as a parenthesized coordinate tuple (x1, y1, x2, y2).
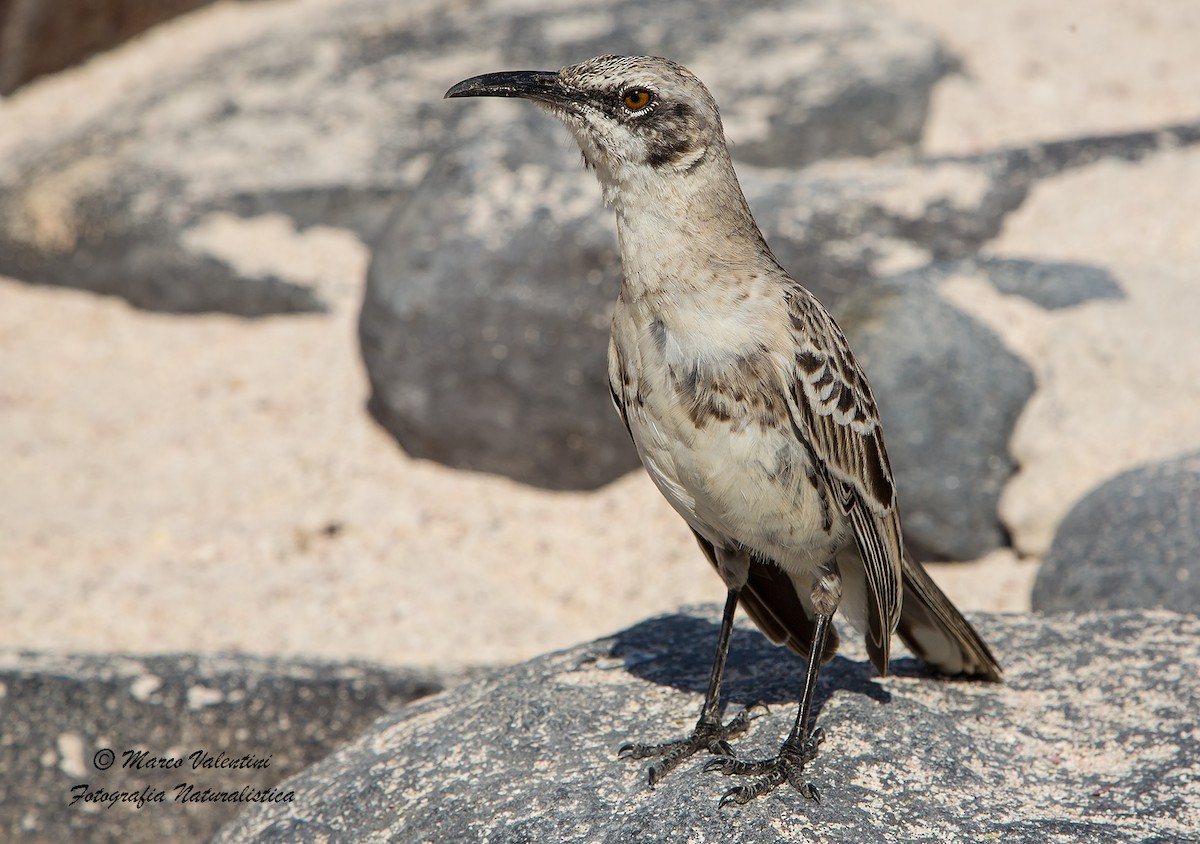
(444, 70, 578, 108)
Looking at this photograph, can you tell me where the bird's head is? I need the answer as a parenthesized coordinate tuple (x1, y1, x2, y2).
(445, 55, 725, 190)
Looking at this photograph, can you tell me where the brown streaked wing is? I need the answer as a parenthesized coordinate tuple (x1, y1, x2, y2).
(784, 286, 903, 674)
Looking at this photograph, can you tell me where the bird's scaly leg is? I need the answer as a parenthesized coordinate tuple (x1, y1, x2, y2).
(705, 611, 832, 805)
(619, 587, 763, 784)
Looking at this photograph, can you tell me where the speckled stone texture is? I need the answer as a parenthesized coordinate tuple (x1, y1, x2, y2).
(0, 652, 444, 844)
(214, 608, 1199, 843)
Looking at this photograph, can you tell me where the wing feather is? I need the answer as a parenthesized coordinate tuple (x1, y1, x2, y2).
(607, 336, 633, 439)
(784, 287, 903, 674)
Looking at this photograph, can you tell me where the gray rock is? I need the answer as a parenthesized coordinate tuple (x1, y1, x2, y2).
(0, 652, 443, 844)
(973, 257, 1124, 310)
(359, 117, 1173, 496)
(863, 256, 1124, 311)
(0, 0, 949, 314)
(370, 0, 951, 169)
(361, 144, 1042, 491)
(820, 254, 1121, 561)
(746, 117, 1198, 312)
(360, 109, 636, 489)
(838, 275, 1035, 561)
(740, 157, 1006, 313)
(356, 0, 954, 489)
(214, 606, 1200, 843)
(1033, 452, 1200, 613)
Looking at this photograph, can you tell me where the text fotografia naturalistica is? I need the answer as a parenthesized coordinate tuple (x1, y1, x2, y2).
(68, 782, 295, 810)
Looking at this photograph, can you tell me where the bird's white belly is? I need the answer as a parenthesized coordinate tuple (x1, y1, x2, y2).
(627, 375, 847, 575)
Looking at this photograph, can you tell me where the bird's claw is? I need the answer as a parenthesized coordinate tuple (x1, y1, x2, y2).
(704, 754, 770, 776)
(709, 729, 825, 807)
(618, 704, 762, 785)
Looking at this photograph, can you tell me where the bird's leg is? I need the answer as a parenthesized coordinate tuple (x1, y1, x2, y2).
(706, 611, 831, 806)
(619, 587, 762, 785)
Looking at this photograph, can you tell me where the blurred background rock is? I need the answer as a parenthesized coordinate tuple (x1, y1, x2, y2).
(2, 0, 1198, 670)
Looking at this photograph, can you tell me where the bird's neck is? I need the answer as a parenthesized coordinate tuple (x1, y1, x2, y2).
(606, 155, 775, 300)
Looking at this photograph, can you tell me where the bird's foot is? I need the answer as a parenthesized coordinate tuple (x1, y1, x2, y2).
(618, 704, 764, 786)
(704, 727, 824, 807)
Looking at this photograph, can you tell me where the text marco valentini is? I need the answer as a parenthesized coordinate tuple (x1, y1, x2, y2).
(69, 749, 294, 810)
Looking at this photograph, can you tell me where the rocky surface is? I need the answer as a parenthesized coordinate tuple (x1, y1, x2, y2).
(214, 606, 1200, 843)
(360, 1, 1200, 511)
(0, 0, 947, 316)
(3, 0, 1199, 552)
(1033, 452, 1200, 614)
(359, 110, 636, 489)
(368, 106, 1198, 526)
(0, 652, 444, 844)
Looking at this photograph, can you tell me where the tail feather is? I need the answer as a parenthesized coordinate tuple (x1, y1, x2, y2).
(896, 554, 1002, 682)
(689, 529, 1000, 681)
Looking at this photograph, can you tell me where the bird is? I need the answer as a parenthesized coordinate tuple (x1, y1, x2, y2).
(445, 54, 1001, 807)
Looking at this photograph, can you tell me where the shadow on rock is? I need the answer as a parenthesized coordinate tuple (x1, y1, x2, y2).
(606, 611, 891, 715)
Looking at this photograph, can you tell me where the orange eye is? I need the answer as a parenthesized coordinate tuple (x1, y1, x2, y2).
(622, 89, 653, 111)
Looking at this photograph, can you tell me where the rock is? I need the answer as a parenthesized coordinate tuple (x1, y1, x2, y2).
(349, 0, 952, 170)
(0, 0, 220, 95)
(0, 0, 949, 315)
(972, 257, 1123, 310)
(356, 0, 955, 489)
(360, 116, 1195, 494)
(361, 141, 1023, 489)
(214, 606, 1200, 843)
(0, 652, 444, 844)
(1032, 452, 1200, 613)
(838, 275, 1035, 561)
(812, 254, 1120, 561)
(359, 108, 636, 489)
(994, 144, 1200, 558)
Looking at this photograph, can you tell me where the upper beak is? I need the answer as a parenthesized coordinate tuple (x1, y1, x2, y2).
(444, 70, 575, 107)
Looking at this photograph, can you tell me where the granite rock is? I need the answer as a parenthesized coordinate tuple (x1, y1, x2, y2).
(0, 652, 443, 844)
(214, 607, 1200, 843)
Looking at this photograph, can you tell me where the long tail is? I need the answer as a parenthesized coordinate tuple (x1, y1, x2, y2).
(896, 554, 1002, 682)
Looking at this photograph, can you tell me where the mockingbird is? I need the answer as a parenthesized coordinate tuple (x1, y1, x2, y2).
(446, 54, 1001, 807)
